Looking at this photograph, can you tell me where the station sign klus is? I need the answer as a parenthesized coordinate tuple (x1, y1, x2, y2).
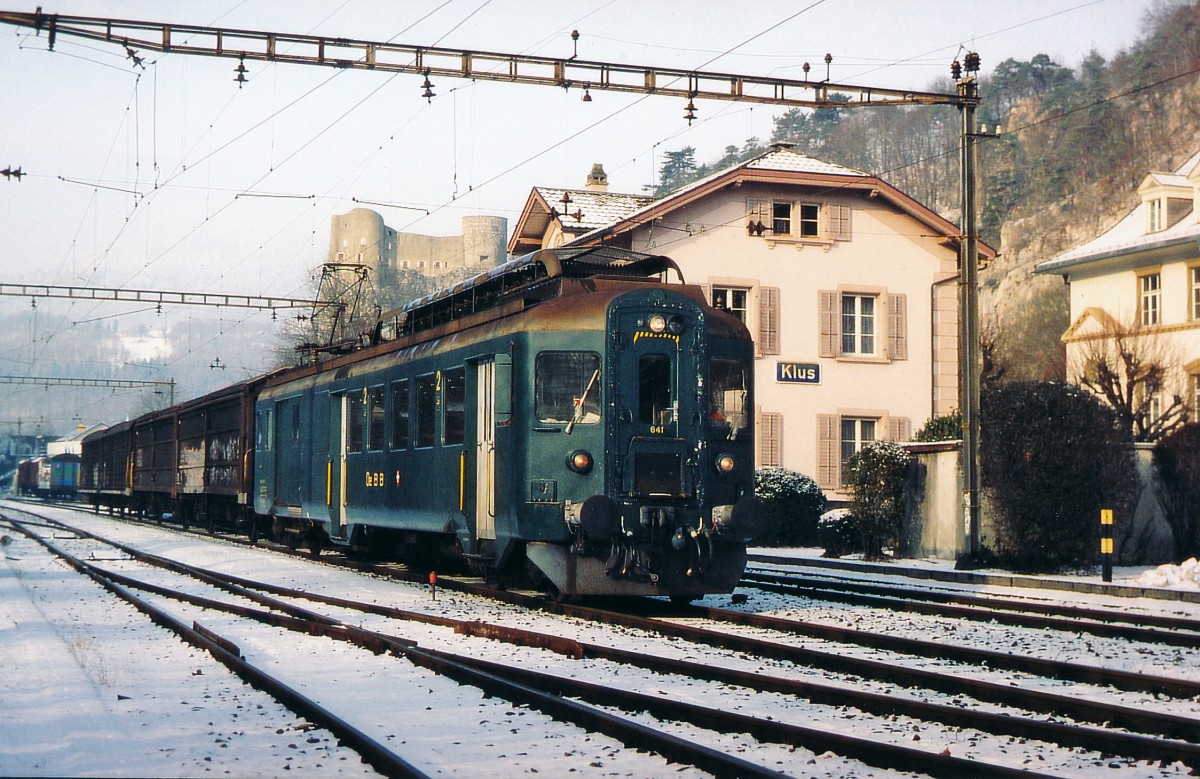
(776, 362, 820, 384)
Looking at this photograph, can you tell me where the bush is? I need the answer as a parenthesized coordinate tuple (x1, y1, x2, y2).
(981, 382, 1137, 572)
(753, 467, 826, 546)
(817, 508, 861, 557)
(847, 441, 914, 560)
(915, 411, 962, 442)
(1155, 423, 1200, 559)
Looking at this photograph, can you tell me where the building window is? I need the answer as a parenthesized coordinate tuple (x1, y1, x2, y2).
(1191, 266, 1200, 320)
(799, 203, 820, 237)
(1143, 381, 1163, 431)
(1140, 273, 1161, 326)
(841, 294, 876, 355)
(1148, 199, 1165, 232)
(772, 202, 791, 235)
(712, 286, 749, 324)
(839, 417, 876, 486)
(1191, 373, 1200, 422)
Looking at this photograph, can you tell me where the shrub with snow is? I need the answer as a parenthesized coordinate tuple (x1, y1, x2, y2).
(753, 467, 826, 546)
(817, 508, 861, 558)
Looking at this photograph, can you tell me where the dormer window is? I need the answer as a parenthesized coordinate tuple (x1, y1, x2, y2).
(1148, 199, 1166, 232)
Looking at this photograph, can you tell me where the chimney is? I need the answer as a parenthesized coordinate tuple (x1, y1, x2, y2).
(585, 163, 608, 193)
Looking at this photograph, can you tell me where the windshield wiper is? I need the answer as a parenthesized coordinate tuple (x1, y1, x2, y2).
(565, 369, 600, 435)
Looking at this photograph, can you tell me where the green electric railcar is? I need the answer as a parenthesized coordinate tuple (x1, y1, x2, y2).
(254, 246, 765, 598)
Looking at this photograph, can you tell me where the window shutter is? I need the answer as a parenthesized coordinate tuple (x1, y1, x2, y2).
(816, 414, 839, 489)
(757, 410, 782, 468)
(888, 293, 908, 361)
(819, 291, 839, 358)
(830, 204, 852, 241)
(758, 287, 780, 356)
(889, 416, 911, 442)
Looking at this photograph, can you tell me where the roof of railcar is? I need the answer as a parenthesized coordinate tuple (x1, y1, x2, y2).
(259, 247, 734, 391)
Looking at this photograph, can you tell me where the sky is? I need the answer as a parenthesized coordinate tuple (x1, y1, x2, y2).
(0, 0, 1167, 421)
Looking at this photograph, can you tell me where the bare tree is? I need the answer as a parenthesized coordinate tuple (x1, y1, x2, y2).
(1072, 314, 1189, 441)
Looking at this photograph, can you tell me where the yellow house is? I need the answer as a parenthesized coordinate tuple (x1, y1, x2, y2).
(512, 147, 990, 498)
(1036, 151, 1200, 433)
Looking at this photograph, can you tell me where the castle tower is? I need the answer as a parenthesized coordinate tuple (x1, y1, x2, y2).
(461, 215, 509, 271)
(327, 208, 398, 286)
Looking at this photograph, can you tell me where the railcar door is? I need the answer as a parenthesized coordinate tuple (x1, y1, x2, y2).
(610, 295, 702, 501)
(475, 359, 496, 541)
(327, 393, 348, 536)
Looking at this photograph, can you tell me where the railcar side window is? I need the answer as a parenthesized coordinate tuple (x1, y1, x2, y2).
(348, 391, 366, 453)
(536, 352, 601, 424)
(390, 380, 410, 449)
(443, 368, 465, 445)
(709, 359, 749, 439)
(639, 353, 673, 425)
(416, 374, 437, 448)
(367, 386, 386, 451)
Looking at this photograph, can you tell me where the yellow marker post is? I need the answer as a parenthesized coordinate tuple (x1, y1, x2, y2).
(1100, 509, 1114, 583)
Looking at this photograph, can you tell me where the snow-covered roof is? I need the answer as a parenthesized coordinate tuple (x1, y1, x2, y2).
(744, 147, 868, 177)
(1037, 153, 1200, 275)
(532, 187, 652, 233)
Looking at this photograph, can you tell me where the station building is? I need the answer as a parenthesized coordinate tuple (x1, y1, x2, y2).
(511, 149, 991, 500)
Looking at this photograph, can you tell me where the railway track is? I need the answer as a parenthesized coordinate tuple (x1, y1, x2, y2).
(6, 501, 1200, 776)
(0, 506, 1056, 778)
(740, 565, 1200, 647)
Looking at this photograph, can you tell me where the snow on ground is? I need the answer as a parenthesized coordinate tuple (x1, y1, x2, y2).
(3, 500, 1199, 777)
(1135, 558, 1200, 589)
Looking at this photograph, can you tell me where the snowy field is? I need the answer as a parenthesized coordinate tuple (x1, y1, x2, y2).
(3, 499, 1199, 777)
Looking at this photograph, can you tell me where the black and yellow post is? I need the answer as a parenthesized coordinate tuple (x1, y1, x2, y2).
(1100, 509, 1114, 583)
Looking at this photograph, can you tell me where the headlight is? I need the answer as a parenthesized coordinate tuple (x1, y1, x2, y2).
(648, 314, 667, 333)
(566, 449, 594, 475)
(667, 316, 684, 335)
(715, 453, 736, 473)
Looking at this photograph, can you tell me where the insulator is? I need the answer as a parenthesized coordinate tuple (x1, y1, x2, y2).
(684, 98, 697, 125)
(950, 59, 962, 80)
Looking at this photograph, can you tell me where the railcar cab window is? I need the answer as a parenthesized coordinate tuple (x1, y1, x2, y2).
(709, 359, 749, 439)
(443, 368, 465, 445)
(536, 352, 601, 424)
(416, 374, 437, 448)
(639, 353, 673, 425)
(347, 391, 366, 453)
(390, 380, 410, 449)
